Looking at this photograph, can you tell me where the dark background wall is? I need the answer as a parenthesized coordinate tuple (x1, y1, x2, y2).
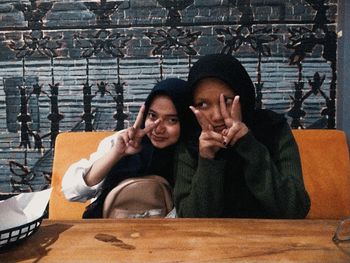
(0, 0, 338, 192)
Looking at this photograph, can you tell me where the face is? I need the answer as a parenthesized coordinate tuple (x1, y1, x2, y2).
(145, 95, 181, 149)
(193, 78, 236, 133)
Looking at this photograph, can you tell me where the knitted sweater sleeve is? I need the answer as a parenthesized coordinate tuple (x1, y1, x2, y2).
(174, 143, 228, 217)
(235, 124, 310, 218)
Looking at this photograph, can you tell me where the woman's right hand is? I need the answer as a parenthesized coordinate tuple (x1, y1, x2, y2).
(113, 104, 160, 157)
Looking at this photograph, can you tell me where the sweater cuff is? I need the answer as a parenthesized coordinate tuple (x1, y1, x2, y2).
(234, 131, 260, 154)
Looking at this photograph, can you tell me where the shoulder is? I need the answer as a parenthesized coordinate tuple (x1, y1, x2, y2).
(250, 109, 291, 150)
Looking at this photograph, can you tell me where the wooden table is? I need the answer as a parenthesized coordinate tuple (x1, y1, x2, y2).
(0, 218, 349, 262)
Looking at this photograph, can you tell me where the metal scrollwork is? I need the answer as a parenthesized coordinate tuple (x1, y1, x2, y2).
(75, 29, 131, 130)
(215, 0, 278, 108)
(145, 27, 201, 56)
(85, 0, 124, 26)
(8, 30, 63, 59)
(75, 29, 132, 58)
(13, 0, 53, 29)
(157, 0, 194, 26)
(287, 0, 336, 128)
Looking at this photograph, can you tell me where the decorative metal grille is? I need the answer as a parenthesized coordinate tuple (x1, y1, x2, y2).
(0, 0, 338, 192)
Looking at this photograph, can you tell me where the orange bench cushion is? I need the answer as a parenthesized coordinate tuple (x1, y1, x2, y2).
(50, 130, 350, 220)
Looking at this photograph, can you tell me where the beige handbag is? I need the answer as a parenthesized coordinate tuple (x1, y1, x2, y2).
(102, 175, 174, 218)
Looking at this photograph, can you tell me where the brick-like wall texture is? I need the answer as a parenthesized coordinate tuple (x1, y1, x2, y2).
(0, 0, 338, 192)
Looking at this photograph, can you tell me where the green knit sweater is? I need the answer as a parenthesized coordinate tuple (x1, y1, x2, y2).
(173, 123, 311, 218)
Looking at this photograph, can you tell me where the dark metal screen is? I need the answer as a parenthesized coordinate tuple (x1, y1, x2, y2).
(0, 0, 337, 192)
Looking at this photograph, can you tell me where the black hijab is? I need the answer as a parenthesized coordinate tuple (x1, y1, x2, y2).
(142, 78, 191, 186)
(185, 54, 286, 156)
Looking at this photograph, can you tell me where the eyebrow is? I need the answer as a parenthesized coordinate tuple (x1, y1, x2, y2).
(148, 109, 178, 117)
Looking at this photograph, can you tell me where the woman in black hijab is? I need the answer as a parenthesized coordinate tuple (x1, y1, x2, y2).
(174, 54, 310, 218)
(62, 78, 191, 218)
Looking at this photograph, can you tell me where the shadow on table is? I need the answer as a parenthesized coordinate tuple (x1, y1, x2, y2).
(0, 223, 73, 263)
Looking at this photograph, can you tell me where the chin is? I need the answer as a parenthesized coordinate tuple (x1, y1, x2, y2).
(151, 141, 170, 149)
(151, 138, 176, 149)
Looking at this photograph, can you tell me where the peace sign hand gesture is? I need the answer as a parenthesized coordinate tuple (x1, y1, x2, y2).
(114, 104, 160, 157)
(190, 106, 226, 159)
(190, 94, 249, 159)
(220, 95, 249, 147)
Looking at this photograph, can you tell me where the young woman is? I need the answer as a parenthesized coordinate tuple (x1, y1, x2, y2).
(62, 78, 190, 218)
(174, 54, 311, 219)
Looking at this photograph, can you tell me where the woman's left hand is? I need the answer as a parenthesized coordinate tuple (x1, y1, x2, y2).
(220, 94, 249, 146)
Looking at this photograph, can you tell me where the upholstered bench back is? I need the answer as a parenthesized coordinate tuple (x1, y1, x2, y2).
(49, 131, 113, 219)
(292, 129, 350, 219)
(49, 130, 350, 220)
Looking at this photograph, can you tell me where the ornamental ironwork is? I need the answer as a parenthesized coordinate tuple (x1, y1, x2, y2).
(84, 0, 124, 26)
(13, 0, 53, 29)
(0, 0, 338, 193)
(74, 29, 132, 58)
(8, 30, 63, 59)
(286, 0, 336, 128)
(145, 27, 201, 57)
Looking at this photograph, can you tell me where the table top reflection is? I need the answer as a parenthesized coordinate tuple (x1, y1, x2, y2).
(0, 218, 349, 263)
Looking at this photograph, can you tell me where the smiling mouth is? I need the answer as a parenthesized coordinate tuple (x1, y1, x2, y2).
(151, 135, 167, 142)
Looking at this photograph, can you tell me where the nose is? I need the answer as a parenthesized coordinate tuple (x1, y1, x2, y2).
(154, 120, 166, 134)
(210, 104, 224, 123)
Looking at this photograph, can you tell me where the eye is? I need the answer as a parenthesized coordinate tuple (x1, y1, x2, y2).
(167, 117, 179, 125)
(147, 112, 157, 121)
(224, 96, 234, 105)
(194, 101, 208, 109)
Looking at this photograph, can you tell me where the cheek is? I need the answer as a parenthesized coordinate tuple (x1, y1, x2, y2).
(168, 124, 181, 140)
(144, 119, 152, 128)
(200, 110, 212, 121)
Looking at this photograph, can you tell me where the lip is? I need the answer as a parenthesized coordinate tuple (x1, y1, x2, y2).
(151, 134, 167, 142)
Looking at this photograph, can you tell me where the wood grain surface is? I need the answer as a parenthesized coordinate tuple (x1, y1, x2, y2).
(1, 218, 349, 262)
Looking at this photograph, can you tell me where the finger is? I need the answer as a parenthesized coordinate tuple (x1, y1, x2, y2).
(190, 106, 211, 131)
(133, 104, 146, 129)
(201, 130, 224, 142)
(118, 131, 130, 146)
(199, 133, 226, 150)
(223, 126, 239, 146)
(143, 119, 160, 134)
(128, 138, 139, 149)
(220, 93, 230, 120)
(201, 139, 227, 149)
(230, 96, 242, 122)
(127, 127, 136, 141)
(224, 123, 248, 146)
(222, 128, 229, 136)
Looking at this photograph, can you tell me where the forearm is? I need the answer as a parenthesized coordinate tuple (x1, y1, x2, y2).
(84, 148, 123, 186)
(235, 128, 310, 218)
(62, 132, 122, 202)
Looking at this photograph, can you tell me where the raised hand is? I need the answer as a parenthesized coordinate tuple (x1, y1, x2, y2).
(190, 106, 225, 159)
(114, 104, 160, 156)
(220, 94, 248, 146)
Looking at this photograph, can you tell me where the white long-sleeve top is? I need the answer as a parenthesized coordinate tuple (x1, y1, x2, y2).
(61, 131, 121, 202)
